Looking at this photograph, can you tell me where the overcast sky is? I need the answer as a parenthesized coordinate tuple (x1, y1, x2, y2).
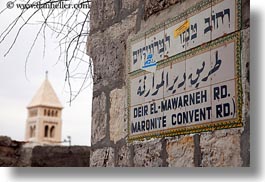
(0, 1, 92, 146)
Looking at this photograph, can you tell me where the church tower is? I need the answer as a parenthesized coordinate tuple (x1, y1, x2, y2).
(25, 72, 63, 145)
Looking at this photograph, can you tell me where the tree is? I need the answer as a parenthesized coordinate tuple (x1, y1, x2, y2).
(0, 0, 91, 104)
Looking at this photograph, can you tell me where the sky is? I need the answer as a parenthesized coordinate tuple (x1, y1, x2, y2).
(0, 0, 92, 146)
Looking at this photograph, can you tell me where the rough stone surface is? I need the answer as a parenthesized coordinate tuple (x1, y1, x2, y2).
(91, 92, 107, 145)
(31, 146, 90, 167)
(117, 144, 131, 167)
(241, 28, 250, 102)
(122, 0, 139, 12)
(0, 139, 20, 166)
(166, 136, 195, 167)
(90, 0, 140, 33)
(200, 130, 243, 167)
(144, 0, 181, 20)
(109, 87, 127, 143)
(242, 0, 250, 29)
(90, 0, 115, 32)
(0, 136, 29, 167)
(19, 147, 33, 166)
(137, 0, 200, 39)
(133, 139, 163, 167)
(240, 28, 250, 167)
(88, 14, 137, 92)
(241, 28, 250, 127)
(90, 147, 115, 167)
(0, 136, 13, 146)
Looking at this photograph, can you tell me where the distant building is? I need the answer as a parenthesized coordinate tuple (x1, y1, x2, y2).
(25, 72, 63, 145)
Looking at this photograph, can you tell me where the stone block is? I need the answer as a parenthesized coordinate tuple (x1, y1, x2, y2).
(109, 87, 127, 143)
(122, 0, 139, 11)
(121, 0, 139, 16)
(0, 136, 13, 147)
(88, 14, 137, 91)
(0, 137, 32, 167)
(241, 28, 250, 84)
(18, 147, 33, 167)
(90, 0, 116, 32)
(31, 146, 90, 167)
(90, 147, 115, 167)
(133, 139, 163, 167)
(242, 0, 250, 29)
(241, 28, 250, 126)
(117, 144, 131, 167)
(91, 92, 107, 145)
(166, 136, 195, 167)
(240, 28, 250, 166)
(200, 130, 243, 167)
(144, 0, 181, 20)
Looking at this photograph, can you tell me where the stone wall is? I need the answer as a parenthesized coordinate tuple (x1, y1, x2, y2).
(0, 136, 91, 167)
(88, 0, 250, 167)
(31, 146, 90, 167)
(0, 136, 30, 167)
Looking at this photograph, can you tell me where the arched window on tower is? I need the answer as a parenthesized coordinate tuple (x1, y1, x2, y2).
(50, 126, 55, 138)
(32, 125, 36, 137)
(44, 125, 49, 137)
(30, 126, 33, 138)
(47, 110, 50, 116)
(44, 109, 47, 116)
(55, 110, 58, 117)
(51, 110, 54, 117)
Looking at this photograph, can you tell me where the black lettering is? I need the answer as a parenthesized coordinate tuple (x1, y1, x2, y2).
(200, 108, 206, 121)
(178, 97, 183, 107)
(162, 116, 167, 127)
(223, 103, 230, 117)
(150, 103, 154, 114)
(172, 97, 178, 109)
(134, 108, 137, 118)
(157, 117, 161, 128)
(206, 106, 212, 119)
(144, 105, 148, 116)
(196, 91, 200, 104)
(167, 99, 172, 110)
(131, 123, 138, 133)
(214, 85, 228, 100)
(214, 87, 220, 100)
(138, 106, 142, 117)
(161, 100, 167, 112)
(146, 119, 150, 131)
(216, 104, 223, 118)
(184, 95, 189, 106)
(141, 120, 145, 131)
(177, 113, 182, 125)
(172, 114, 176, 126)
(138, 121, 141, 132)
(194, 109, 199, 122)
(221, 85, 228, 98)
(190, 93, 195, 105)
(188, 110, 194, 123)
(183, 111, 188, 124)
(201, 90, 207, 103)
(150, 118, 156, 129)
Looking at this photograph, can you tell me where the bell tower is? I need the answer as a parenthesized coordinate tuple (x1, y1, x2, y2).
(25, 72, 63, 145)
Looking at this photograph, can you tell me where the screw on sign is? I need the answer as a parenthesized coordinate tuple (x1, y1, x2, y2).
(6, 1, 14, 9)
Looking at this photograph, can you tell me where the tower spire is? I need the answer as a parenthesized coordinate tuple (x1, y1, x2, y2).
(45, 71, 48, 80)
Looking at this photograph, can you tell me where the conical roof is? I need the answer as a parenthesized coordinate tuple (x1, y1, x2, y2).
(27, 77, 63, 109)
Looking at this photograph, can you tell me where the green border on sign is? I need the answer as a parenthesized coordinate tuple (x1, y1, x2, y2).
(127, 0, 242, 142)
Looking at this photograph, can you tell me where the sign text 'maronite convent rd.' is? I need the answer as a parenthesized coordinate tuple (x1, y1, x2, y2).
(128, 0, 243, 141)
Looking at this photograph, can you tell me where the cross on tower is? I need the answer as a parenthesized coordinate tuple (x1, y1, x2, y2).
(45, 71, 48, 79)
